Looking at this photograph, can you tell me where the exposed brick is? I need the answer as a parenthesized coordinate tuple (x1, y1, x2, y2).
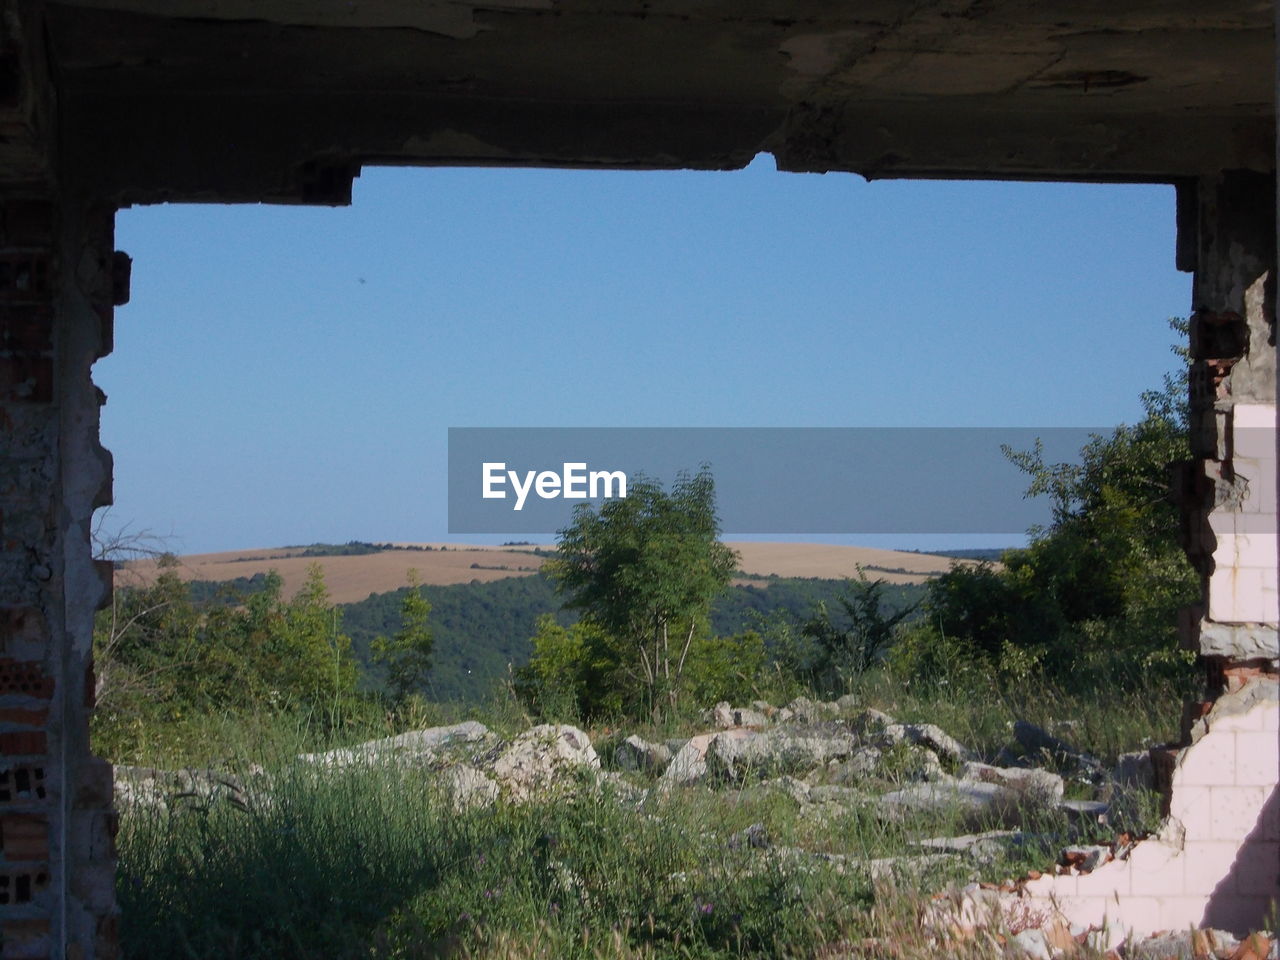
(0, 304, 51, 352)
(0, 609, 46, 654)
(0, 765, 47, 804)
(0, 731, 45, 756)
(0, 866, 49, 904)
(1, 814, 47, 860)
(0, 253, 48, 301)
(0, 660, 53, 699)
(0, 707, 47, 726)
(0, 355, 51, 403)
(1, 202, 54, 248)
(0, 916, 50, 960)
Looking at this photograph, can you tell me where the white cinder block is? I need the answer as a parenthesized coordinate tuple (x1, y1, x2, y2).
(1156, 896, 1210, 933)
(1181, 840, 1244, 894)
(1071, 864, 1129, 899)
(1231, 533, 1279, 570)
(1209, 569, 1278, 624)
(1232, 403, 1277, 434)
(1234, 731, 1280, 785)
(1126, 842, 1184, 896)
(1168, 783, 1212, 824)
(1175, 731, 1240, 786)
(1209, 785, 1272, 841)
(1208, 511, 1238, 538)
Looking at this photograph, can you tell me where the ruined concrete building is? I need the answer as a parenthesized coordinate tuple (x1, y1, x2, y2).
(0, 1, 1275, 956)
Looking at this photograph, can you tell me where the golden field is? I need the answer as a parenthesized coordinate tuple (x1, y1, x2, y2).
(121, 541, 978, 605)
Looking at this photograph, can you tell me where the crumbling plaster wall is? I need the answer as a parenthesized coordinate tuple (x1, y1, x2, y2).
(0, 7, 121, 958)
(1023, 171, 1280, 942)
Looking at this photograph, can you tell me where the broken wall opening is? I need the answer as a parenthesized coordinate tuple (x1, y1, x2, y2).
(86, 164, 1270, 950)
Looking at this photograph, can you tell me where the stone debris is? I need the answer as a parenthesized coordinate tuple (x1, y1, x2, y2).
(703, 728, 777, 782)
(1011, 927, 1052, 959)
(613, 734, 671, 774)
(878, 779, 1019, 826)
(489, 723, 599, 800)
(298, 720, 493, 768)
(890, 721, 976, 764)
(726, 822, 769, 850)
(439, 763, 499, 811)
(828, 745, 884, 783)
(1013, 720, 1103, 777)
(914, 830, 1032, 864)
(1060, 844, 1111, 873)
(785, 696, 839, 724)
(962, 761, 1065, 806)
(114, 764, 263, 811)
(758, 774, 811, 804)
(709, 701, 770, 728)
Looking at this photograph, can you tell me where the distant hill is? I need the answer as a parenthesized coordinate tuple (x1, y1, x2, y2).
(122, 540, 980, 605)
(910, 547, 1011, 562)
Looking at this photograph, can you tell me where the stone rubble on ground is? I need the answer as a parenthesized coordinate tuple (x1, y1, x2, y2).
(113, 696, 1277, 959)
(613, 734, 671, 773)
(297, 719, 494, 768)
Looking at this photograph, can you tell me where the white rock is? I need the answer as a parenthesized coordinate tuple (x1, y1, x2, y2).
(1012, 928, 1051, 960)
(490, 724, 599, 800)
(299, 720, 493, 768)
(440, 764, 499, 810)
(614, 735, 671, 774)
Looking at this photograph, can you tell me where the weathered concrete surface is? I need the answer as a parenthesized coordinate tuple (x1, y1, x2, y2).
(37, 0, 1278, 204)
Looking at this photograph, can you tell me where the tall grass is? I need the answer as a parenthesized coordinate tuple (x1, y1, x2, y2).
(111, 673, 1181, 958)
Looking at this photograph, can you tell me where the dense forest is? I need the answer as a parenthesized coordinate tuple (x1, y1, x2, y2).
(187, 571, 925, 703)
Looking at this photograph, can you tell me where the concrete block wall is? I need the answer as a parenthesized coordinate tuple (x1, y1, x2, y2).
(1023, 680, 1279, 942)
(1024, 171, 1280, 943)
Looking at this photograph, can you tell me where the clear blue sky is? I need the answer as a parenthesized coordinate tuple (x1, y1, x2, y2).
(95, 155, 1191, 554)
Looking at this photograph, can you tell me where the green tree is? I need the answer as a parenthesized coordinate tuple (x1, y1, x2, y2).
(94, 560, 360, 724)
(513, 614, 620, 719)
(371, 569, 435, 704)
(898, 320, 1198, 688)
(800, 575, 917, 694)
(548, 467, 739, 715)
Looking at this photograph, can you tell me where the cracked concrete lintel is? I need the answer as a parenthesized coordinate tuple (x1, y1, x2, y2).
(54, 0, 552, 39)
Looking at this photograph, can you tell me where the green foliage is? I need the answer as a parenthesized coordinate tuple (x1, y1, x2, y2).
(370, 570, 434, 705)
(679, 629, 767, 707)
(513, 614, 620, 720)
(93, 561, 361, 757)
(548, 467, 739, 715)
(893, 320, 1198, 692)
(338, 573, 924, 705)
(798, 575, 918, 694)
(341, 573, 575, 703)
